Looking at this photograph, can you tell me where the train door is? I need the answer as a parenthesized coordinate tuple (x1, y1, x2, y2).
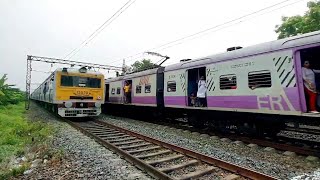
(297, 46, 320, 112)
(184, 70, 188, 106)
(123, 80, 132, 103)
(186, 67, 206, 107)
(156, 67, 165, 108)
(105, 84, 110, 102)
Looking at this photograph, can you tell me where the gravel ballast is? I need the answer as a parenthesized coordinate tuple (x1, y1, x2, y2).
(279, 130, 320, 142)
(16, 103, 153, 180)
(99, 115, 320, 179)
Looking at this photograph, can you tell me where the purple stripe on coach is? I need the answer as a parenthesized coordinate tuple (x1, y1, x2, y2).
(207, 96, 259, 109)
(132, 96, 157, 104)
(284, 87, 301, 111)
(258, 96, 270, 109)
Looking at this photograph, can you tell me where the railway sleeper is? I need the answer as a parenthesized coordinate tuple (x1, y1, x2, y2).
(93, 132, 125, 137)
(79, 125, 105, 129)
(158, 159, 199, 173)
(83, 127, 115, 131)
(146, 154, 185, 165)
(135, 150, 172, 159)
(175, 166, 217, 180)
(113, 139, 144, 146)
(127, 146, 161, 154)
(108, 137, 136, 143)
(103, 135, 131, 140)
(88, 131, 121, 135)
(82, 127, 110, 131)
(120, 142, 152, 150)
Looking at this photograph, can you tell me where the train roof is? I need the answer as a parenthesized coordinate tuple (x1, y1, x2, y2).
(165, 30, 320, 72)
(31, 67, 103, 94)
(105, 68, 159, 83)
(55, 67, 103, 75)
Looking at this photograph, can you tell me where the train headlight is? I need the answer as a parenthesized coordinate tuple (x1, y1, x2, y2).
(95, 102, 101, 108)
(97, 96, 101, 100)
(65, 102, 72, 108)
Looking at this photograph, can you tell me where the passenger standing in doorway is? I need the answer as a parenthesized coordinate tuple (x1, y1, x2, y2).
(302, 60, 320, 113)
(124, 81, 131, 104)
(197, 76, 207, 107)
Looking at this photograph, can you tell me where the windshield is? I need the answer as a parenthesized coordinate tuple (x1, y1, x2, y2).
(61, 75, 101, 88)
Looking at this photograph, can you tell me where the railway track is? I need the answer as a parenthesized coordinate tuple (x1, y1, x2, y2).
(66, 119, 276, 180)
(141, 119, 320, 158)
(224, 134, 320, 157)
(113, 117, 320, 158)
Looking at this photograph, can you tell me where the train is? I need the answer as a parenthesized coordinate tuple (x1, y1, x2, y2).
(31, 67, 105, 117)
(104, 30, 320, 136)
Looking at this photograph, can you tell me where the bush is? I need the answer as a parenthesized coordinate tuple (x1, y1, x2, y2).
(0, 74, 24, 107)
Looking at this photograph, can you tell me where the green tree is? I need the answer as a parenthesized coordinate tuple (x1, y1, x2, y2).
(0, 74, 24, 106)
(131, 59, 159, 72)
(275, 0, 320, 39)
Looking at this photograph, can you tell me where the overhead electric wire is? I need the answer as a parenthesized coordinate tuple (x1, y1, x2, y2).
(86, 0, 136, 46)
(109, 0, 303, 66)
(154, 0, 307, 52)
(64, 0, 136, 60)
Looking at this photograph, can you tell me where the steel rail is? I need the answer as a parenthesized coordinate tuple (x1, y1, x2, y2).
(229, 135, 320, 157)
(93, 120, 277, 180)
(149, 120, 320, 157)
(65, 119, 173, 180)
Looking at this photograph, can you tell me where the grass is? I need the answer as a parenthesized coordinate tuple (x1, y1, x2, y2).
(0, 102, 54, 179)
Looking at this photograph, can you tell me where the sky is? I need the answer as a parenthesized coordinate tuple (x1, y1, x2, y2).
(0, 0, 309, 90)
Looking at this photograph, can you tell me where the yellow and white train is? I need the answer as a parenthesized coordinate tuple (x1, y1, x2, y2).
(31, 67, 105, 117)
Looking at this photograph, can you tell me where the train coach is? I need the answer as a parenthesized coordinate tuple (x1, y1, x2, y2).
(31, 67, 105, 117)
(104, 30, 320, 136)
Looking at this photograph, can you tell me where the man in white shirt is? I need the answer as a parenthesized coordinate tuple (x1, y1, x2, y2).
(197, 76, 207, 107)
(302, 60, 320, 113)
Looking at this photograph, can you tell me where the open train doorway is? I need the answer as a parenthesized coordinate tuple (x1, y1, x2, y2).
(187, 67, 206, 107)
(299, 46, 320, 113)
(124, 80, 132, 103)
(105, 84, 110, 102)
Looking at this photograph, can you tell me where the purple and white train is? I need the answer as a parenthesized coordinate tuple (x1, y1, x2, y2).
(104, 31, 320, 135)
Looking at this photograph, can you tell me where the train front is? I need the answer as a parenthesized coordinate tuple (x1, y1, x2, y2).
(55, 67, 104, 117)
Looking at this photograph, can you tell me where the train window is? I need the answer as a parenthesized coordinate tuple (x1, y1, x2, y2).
(167, 81, 176, 92)
(116, 87, 121, 94)
(145, 84, 151, 93)
(220, 74, 237, 90)
(60, 75, 101, 88)
(111, 88, 115, 94)
(136, 85, 142, 94)
(61, 76, 73, 86)
(248, 70, 272, 89)
(87, 78, 101, 88)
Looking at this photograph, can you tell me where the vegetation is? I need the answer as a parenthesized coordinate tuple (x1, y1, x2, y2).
(275, 0, 320, 39)
(0, 74, 54, 179)
(0, 74, 24, 106)
(0, 103, 54, 178)
(131, 59, 160, 72)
